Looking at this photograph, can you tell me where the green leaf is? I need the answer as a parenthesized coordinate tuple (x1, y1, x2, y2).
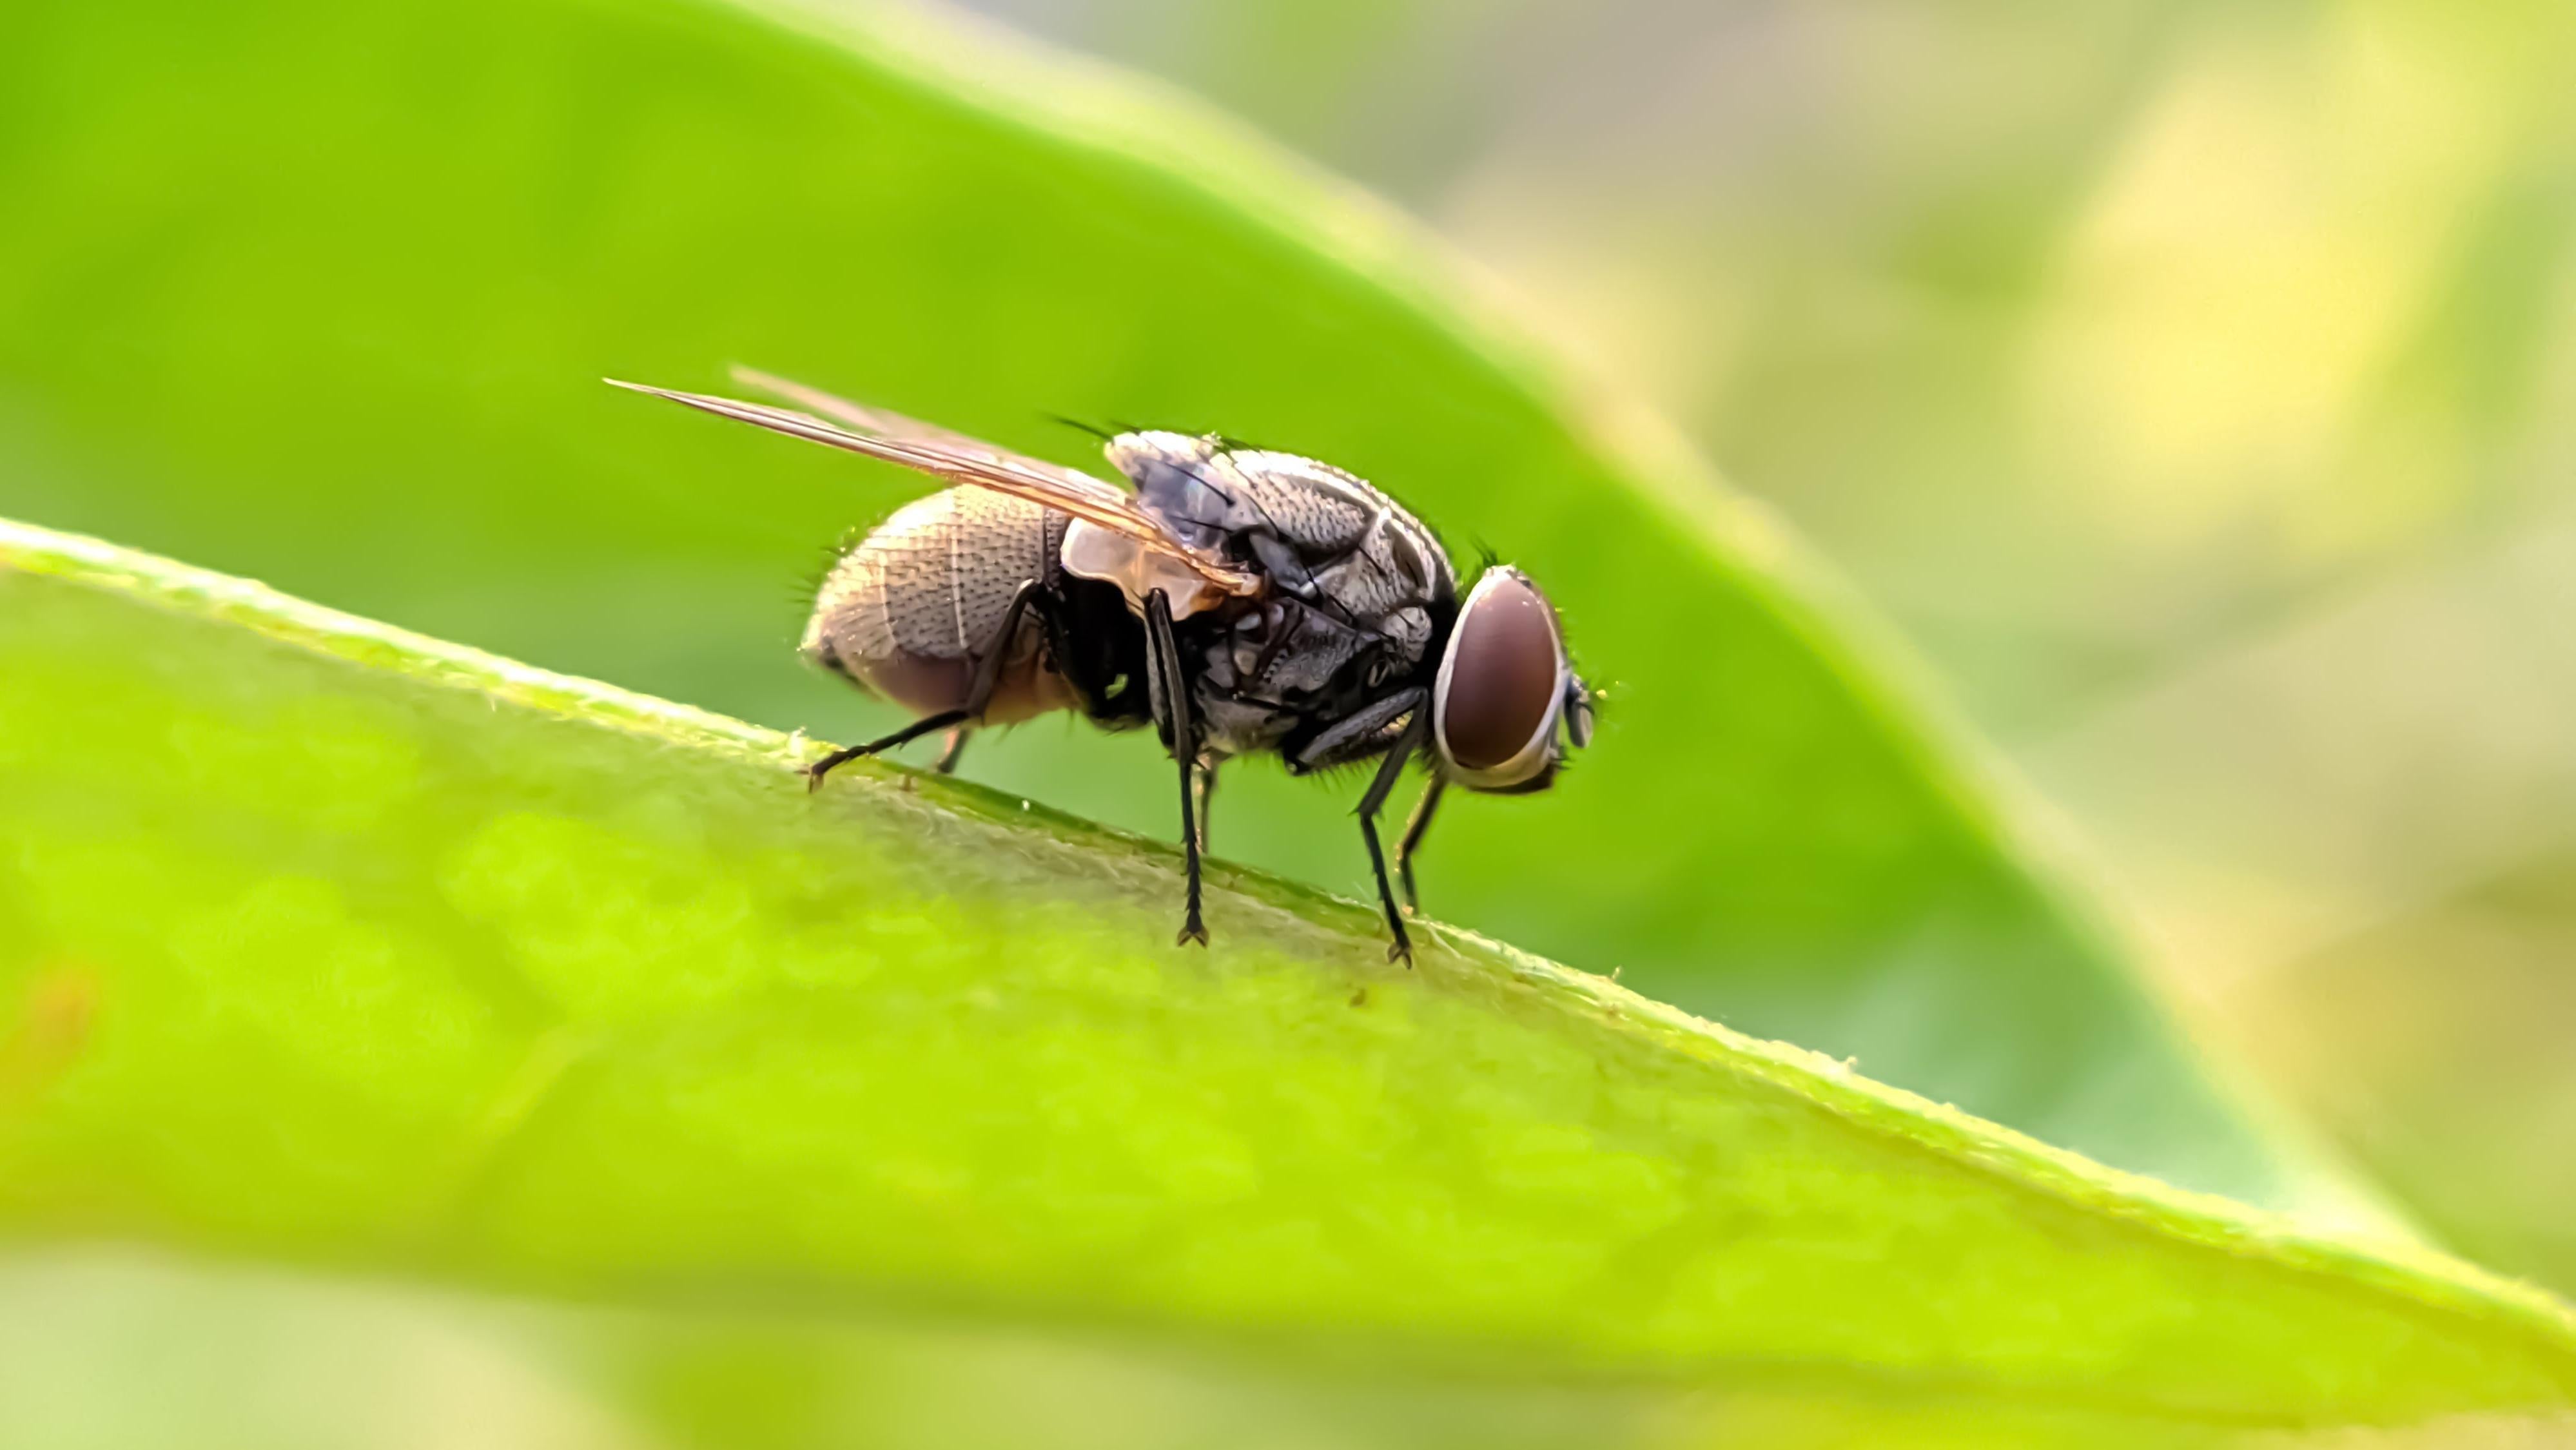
(3, 519, 2574, 1433)
(0, 0, 2339, 1207)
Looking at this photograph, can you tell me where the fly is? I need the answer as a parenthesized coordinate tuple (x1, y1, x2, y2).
(612, 369, 1594, 963)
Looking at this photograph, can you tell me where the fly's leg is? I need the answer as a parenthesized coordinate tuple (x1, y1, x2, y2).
(1355, 711, 1432, 964)
(932, 728, 972, 775)
(1192, 760, 1219, 855)
(806, 717, 965, 793)
(1282, 686, 1429, 958)
(1395, 774, 1447, 914)
(807, 581, 1038, 793)
(1143, 589, 1208, 947)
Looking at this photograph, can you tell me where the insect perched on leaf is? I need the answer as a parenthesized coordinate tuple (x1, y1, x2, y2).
(611, 369, 1594, 962)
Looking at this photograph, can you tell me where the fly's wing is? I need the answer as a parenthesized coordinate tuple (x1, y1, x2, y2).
(607, 375, 1263, 599)
(728, 365, 1003, 454)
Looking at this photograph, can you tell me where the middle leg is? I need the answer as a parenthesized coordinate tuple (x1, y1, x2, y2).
(1144, 590, 1208, 947)
(1192, 759, 1219, 855)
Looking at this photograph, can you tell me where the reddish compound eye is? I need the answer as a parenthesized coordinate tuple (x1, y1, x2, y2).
(1434, 568, 1567, 789)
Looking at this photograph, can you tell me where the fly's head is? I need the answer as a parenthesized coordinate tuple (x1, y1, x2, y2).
(1429, 566, 1592, 795)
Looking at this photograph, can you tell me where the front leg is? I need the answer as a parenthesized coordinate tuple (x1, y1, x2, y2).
(1395, 774, 1446, 914)
(1290, 688, 1426, 773)
(1354, 709, 1432, 964)
(1143, 590, 1209, 947)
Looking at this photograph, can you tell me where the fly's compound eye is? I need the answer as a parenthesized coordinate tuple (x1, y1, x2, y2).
(1432, 566, 1569, 791)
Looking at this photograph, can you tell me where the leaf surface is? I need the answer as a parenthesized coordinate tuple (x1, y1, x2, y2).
(1, 520, 2570, 1432)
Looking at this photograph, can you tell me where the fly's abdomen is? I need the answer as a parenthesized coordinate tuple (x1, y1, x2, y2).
(802, 488, 1075, 723)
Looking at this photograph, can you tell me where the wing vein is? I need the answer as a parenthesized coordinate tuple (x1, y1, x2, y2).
(609, 376, 1261, 600)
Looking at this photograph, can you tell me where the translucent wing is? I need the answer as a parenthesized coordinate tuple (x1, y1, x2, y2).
(728, 365, 1016, 454)
(607, 374, 1262, 598)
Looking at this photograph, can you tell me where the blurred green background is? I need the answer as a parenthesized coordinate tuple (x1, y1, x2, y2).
(980, 0, 2576, 1293)
(5, 0, 2574, 1442)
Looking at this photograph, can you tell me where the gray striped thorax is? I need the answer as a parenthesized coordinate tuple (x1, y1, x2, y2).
(1105, 430, 1454, 677)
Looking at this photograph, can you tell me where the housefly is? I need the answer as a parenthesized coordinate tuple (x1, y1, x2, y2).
(612, 369, 1593, 962)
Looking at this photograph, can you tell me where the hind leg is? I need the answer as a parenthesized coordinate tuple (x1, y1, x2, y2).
(807, 585, 1034, 792)
(932, 728, 972, 775)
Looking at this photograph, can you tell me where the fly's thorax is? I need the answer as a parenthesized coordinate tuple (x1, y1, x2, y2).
(1102, 431, 1231, 550)
(1176, 590, 1439, 770)
(1104, 434, 1453, 617)
(1100, 434, 1454, 759)
(1193, 690, 1298, 760)
(1223, 450, 1452, 612)
(1186, 594, 1407, 701)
